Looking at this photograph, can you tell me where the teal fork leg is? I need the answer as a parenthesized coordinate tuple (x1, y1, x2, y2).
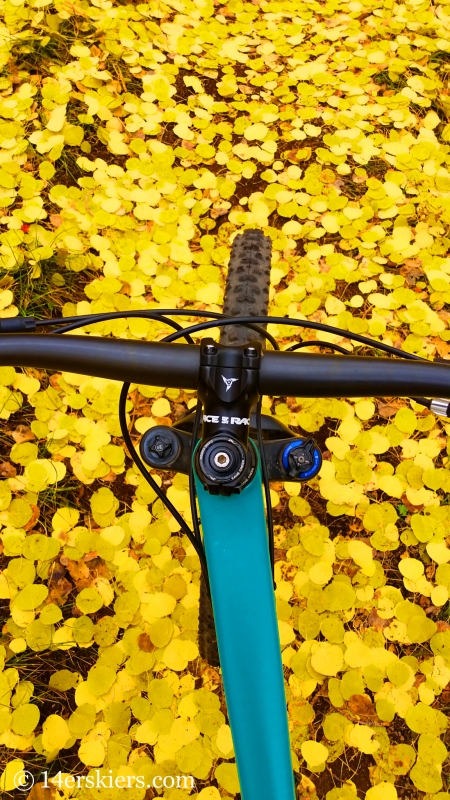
(194, 457, 295, 800)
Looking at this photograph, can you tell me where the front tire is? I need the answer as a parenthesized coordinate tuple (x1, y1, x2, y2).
(198, 229, 272, 666)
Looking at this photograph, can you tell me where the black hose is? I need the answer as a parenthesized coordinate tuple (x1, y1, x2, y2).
(118, 382, 208, 576)
(160, 314, 423, 361)
(189, 402, 203, 545)
(256, 398, 275, 582)
(287, 340, 351, 355)
(38, 309, 279, 350)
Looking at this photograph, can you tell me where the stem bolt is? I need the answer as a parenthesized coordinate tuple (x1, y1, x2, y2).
(244, 346, 258, 357)
(204, 344, 217, 355)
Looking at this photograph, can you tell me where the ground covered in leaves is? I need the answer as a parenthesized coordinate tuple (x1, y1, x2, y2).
(0, 0, 450, 797)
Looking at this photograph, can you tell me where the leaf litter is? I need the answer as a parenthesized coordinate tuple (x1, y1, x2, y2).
(1, 0, 450, 796)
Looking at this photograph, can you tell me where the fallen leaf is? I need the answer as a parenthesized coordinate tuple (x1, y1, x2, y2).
(48, 578, 73, 606)
(66, 560, 90, 583)
(366, 608, 389, 630)
(0, 461, 16, 477)
(138, 632, 155, 652)
(26, 782, 56, 800)
(24, 504, 40, 531)
(377, 401, 403, 418)
(11, 425, 35, 443)
(347, 694, 378, 722)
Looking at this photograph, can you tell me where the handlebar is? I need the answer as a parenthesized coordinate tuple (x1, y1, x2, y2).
(1, 333, 450, 398)
(260, 351, 450, 398)
(0, 335, 200, 389)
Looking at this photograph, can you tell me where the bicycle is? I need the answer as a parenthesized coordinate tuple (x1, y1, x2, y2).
(2, 228, 450, 800)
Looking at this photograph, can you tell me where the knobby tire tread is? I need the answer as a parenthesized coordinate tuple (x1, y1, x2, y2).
(198, 229, 271, 668)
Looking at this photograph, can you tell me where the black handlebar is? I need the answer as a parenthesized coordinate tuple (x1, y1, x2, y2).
(0, 335, 200, 389)
(1, 334, 450, 398)
(260, 351, 450, 398)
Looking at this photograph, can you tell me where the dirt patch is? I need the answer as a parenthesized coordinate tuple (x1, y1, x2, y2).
(319, 750, 374, 798)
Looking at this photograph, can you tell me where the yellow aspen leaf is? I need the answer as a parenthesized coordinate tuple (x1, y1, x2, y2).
(366, 433, 390, 454)
(42, 715, 71, 751)
(308, 563, 333, 586)
(321, 214, 339, 234)
(0, 760, 25, 791)
(345, 641, 373, 668)
(270, 489, 280, 507)
(278, 620, 296, 646)
(355, 400, 375, 420)
(406, 487, 435, 506)
(135, 719, 158, 746)
(47, 105, 67, 132)
(366, 783, 397, 800)
(216, 724, 234, 756)
(399, 558, 424, 581)
(338, 417, 361, 442)
(378, 475, 404, 498)
(347, 724, 380, 754)
(347, 541, 373, 569)
(431, 585, 449, 606)
(158, 718, 200, 754)
(162, 638, 199, 671)
(310, 643, 344, 676)
(196, 283, 221, 304)
(301, 740, 328, 767)
(395, 408, 417, 434)
(215, 762, 240, 793)
(245, 123, 269, 141)
(52, 507, 79, 531)
(427, 543, 450, 564)
(143, 592, 176, 618)
(78, 738, 106, 766)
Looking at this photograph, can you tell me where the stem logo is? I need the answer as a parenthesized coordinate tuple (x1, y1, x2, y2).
(221, 376, 238, 391)
(203, 414, 250, 425)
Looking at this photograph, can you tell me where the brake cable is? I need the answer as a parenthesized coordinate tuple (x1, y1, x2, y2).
(9, 308, 426, 360)
(287, 340, 351, 355)
(255, 396, 275, 578)
(189, 402, 203, 546)
(117, 381, 211, 575)
(34, 309, 279, 349)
